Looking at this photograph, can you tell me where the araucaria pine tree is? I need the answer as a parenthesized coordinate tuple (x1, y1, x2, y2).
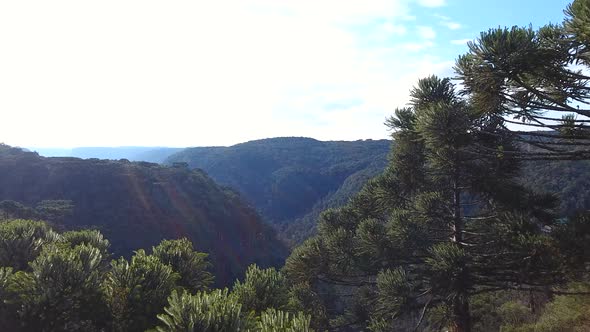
(454, 0, 590, 160)
(285, 76, 569, 332)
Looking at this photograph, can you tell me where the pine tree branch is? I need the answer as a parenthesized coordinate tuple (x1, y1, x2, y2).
(476, 127, 590, 147)
(515, 130, 590, 140)
(413, 297, 432, 332)
(502, 117, 588, 129)
(466, 144, 590, 160)
(475, 285, 590, 296)
(500, 91, 590, 114)
(511, 75, 590, 117)
(514, 114, 590, 123)
(316, 274, 377, 287)
(463, 215, 497, 220)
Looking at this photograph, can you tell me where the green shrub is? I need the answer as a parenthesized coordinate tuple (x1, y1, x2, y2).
(156, 289, 246, 332)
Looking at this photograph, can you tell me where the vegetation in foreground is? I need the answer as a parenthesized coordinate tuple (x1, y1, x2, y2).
(280, 0, 590, 330)
(0, 219, 313, 332)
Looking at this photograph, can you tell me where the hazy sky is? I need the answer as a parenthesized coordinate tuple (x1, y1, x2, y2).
(1, 0, 571, 148)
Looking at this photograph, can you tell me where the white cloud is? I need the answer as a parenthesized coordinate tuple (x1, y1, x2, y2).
(434, 13, 461, 30)
(0, 0, 455, 147)
(417, 0, 447, 8)
(382, 22, 407, 35)
(451, 39, 472, 45)
(434, 14, 451, 20)
(444, 22, 462, 30)
(417, 26, 437, 39)
(245, 0, 413, 24)
(367, 22, 408, 45)
(402, 41, 435, 51)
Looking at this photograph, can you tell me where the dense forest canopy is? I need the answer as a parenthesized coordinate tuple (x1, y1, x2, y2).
(0, 220, 313, 332)
(165, 137, 390, 244)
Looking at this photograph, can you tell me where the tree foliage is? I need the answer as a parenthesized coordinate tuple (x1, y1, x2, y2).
(8, 244, 107, 331)
(0, 219, 60, 271)
(155, 289, 245, 332)
(152, 238, 214, 292)
(455, 0, 590, 160)
(63, 229, 111, 256)
(104, 250, 179, 332)
(0, 218, 315, 332)
(233, 264, 290, 314)
(284, 76, 582, 331)
(256, 308, 313, 332)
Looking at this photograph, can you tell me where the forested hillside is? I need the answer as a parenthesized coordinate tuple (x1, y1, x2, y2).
(165, 137, 590, 245)
(166, 137, 390, 244)
(30, 146, 182, 163)
(0, 144, 287, 284)
(522, 159, 590, 217)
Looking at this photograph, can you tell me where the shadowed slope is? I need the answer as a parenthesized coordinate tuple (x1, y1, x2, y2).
(0, 144, 287, 285)
(166, 137, 391, 244)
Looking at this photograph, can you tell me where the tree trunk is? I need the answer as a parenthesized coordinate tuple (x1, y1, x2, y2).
(450, 176, 471, 332)
(450, 293, 471, 332)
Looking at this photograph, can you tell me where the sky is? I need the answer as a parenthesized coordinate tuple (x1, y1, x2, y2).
(0, 0, 572, 148)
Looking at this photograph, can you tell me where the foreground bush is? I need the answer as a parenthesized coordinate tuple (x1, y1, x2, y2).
(155, 289, 245, 332)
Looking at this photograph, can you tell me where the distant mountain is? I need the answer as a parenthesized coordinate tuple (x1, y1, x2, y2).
(165, 137, 590, 246)
(521, 159, 590, 217)
(0, 144, 287, 285)
(26, 147, 73, 157)
(29, 146, 183, 163)
(165, 137, 391, 244)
